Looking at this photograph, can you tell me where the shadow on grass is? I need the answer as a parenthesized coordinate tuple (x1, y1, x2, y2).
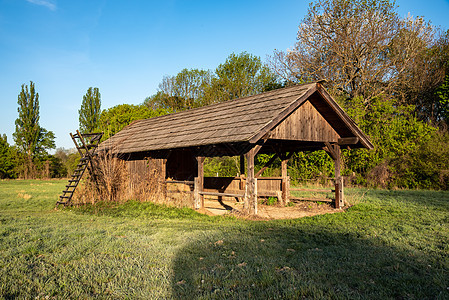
(171, 220, 448, 299)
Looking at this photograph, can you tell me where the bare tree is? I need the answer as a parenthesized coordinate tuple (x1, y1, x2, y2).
(269, 0, 439, 105)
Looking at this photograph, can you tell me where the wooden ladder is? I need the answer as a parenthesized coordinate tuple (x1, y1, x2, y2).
(56, 130, 103, 206)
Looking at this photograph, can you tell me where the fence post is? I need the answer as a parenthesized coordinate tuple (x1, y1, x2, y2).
(194, 177, 200, 209)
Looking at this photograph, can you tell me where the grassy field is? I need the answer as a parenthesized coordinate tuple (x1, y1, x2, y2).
(0, 179, 448, 299)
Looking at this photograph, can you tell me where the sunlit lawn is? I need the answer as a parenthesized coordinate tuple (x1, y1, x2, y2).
(0, 179, 448, 299)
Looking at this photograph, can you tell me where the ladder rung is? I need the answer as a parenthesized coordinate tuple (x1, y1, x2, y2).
(68, 179, 79, 183)
(74, 168, 85, 172)
(81, 132, 103, 137)
(90, 135, 102, 143)
(66, 185, 77, 188)
(76, 144, 96, 150)
(59, 195, 70, 199)
(62, 190, 74, 194)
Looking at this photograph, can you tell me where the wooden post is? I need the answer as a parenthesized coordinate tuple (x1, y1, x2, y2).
(244, 148, 257, 215)
(281, 158, 288, 206)
(239, 155, 245, 176)
(161, 158, 167, 200)
(194, 177, 200, 209)
(324, 142, 344, 208)
(334, 145, 343, 208)
(196, 156, 205, 209)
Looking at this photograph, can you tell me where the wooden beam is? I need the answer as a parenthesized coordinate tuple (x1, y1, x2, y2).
(324, 142, 337, 160)
(338, 137, 359, 145)
(290, 197, 333, 203)
(195, 156, 205, 209)
(255, 153, 279, 178)
(165, 180, 194, 185)
(240, 155, 245, 176)
(199, 191, 244, 198)
(290, 188, 335, 193)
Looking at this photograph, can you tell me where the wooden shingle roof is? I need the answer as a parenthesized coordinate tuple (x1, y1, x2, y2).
(99, 82, 373, 155)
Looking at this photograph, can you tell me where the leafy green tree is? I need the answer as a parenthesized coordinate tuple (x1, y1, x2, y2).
(97, 104, 170, 140)
(54, 147, 81, 177)
(436, 74, 449, 124)
(0, 134, 16, 179)
(342, 96, 441, 188)
(145, 53, 280, 112)
(13, 81, 56, 161)
(79, 87, 101, 133)
(209, 52, 280, 103)
(145, 69, 213, 111)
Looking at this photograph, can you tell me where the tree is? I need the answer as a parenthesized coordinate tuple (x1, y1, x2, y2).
(209, 52, 280, 103)
(13, 81, 55, 159)
(97, 104, 169, 140)
(145, 53, 281, 112)
(436, 74, 449, 125)
(269, 0, 438, 104)
(13, 81, 55, 178)
(79, 87, 101, 133)
(145, 69, 213, 111)
(0, 134, 16, 179)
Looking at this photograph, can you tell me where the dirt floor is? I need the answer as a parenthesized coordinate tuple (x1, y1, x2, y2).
(201, 197, 341, 219)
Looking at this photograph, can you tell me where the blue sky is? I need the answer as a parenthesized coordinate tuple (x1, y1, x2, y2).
(1, 0, 449, 150)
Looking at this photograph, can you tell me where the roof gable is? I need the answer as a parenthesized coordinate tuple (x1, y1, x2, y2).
(270, 100, 340, 142)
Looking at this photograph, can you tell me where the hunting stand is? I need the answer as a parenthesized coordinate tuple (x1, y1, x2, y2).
(56, 130, 103, 206)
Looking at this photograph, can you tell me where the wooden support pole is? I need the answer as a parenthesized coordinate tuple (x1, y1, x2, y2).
(196, 156, 205, 209)
(281, 158, 289, 205)
(161, 158, 167, 200)
(194, 177, 200, 209)
(333, 144, 344, 208)
(239, 155, 245, 176)
(324, 142, 344, 208)
(244, 148, 258, 215)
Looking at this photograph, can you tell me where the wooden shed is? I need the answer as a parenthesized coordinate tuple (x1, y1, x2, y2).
(98, 82, 373, 215)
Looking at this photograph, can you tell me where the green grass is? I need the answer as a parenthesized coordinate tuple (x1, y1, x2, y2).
(0, 180, 448, 299)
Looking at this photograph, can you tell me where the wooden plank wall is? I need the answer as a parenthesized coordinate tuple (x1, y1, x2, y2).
(127, 158, 165, 188)
(270, 100, 340, 142)
(203, 176, 282, 196)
